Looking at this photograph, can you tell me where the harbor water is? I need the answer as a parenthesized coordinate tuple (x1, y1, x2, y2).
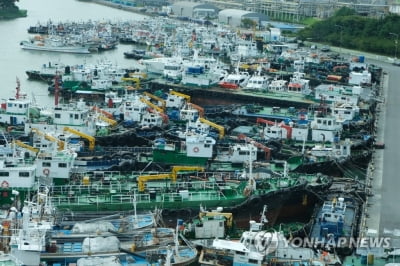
(0, 0, 147, 106)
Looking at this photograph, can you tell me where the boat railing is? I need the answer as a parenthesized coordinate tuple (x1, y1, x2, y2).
(49, 189, 225, 207)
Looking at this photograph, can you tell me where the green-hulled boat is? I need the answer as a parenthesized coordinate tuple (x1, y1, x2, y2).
(49, 161, 332, 216)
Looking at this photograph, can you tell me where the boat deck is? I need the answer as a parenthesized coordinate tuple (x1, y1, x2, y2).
(150, 78, 317, 107)
(49, 170, 329, 211)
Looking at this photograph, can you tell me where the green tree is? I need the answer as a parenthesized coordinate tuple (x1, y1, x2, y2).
(0, 0, 19, 10)
(334, 7, 356, 17)
(297, 8, 400, 56)
(241, 18, 257, 29)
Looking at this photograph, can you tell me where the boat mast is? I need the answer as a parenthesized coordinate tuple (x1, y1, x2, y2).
(249, 142, 256, 191)
(54, 74, 60, 106)
(15, 77, 21, 99)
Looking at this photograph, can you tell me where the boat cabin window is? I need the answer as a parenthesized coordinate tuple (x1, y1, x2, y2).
(42, 162, 51, 167)
(75, 114, 79, 119)
(55, 113, 61, 118)
(249, 259, 259, 264)
(272, 107, 280, 112)
(236, 251, 246, 255)
(58, 163, 67, 168)
(19, 172, 30, 177)
(0, 172, 9, 177)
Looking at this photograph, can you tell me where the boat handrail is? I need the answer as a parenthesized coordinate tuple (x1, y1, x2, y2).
(49, 190, 225, 206)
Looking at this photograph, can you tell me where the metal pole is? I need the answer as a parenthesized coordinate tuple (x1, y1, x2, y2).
(389, 32, 398, 59)
(335, 25, 344, 55)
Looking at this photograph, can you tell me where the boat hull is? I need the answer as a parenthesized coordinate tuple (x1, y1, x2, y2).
(20, 41, 91, 54)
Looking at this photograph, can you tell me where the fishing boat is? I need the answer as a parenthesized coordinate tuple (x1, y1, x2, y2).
(149, 130, 216, 167)
(308, 194, 361, 256)
(196, 206, 342, 266)
(0, 79, 31, 126)
(20, 37, 91, 54)
(25, 98, 98, 137)
(218, 71, 250, 89)
(123, 48, 161, 60)
(48, 144, 332, 231)
(40, 221, 197, 266)
(25, 61, 67, 82)
(244, 72, 270, 91)
(4, 184, 193, 266)
(181, 65, 225, 88)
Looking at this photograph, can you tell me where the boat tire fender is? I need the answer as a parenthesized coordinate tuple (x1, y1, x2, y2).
(193, 147, 199, 153)
(1, 181, 9, 188)
(43, 168, 50, 176)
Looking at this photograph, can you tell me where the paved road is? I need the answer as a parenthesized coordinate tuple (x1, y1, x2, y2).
(376, 61, 400, 247)
(324, 45, 400, 247)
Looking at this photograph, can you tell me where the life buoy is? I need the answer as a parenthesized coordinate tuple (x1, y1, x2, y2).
(43, 168, 50, 176)
(193, 147, 199, 153)
(1, 181, 9, 188)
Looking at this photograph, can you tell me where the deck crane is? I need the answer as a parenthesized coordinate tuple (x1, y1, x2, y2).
(63, 127, 95, 151)
(138, 166, 204, 192)
(256, 117, 293, 139)
(13, 140, 39, 154)
(237, 133, 271, 161)
(92, 106, 114, 119)
(140, 97, 169, 124)
(97, 115, 118, 127)
(189, 103, 204, 118)
(199, 117, 224, 139)
(121, 76, 141, 89)
(31, 128, 65, 151)
(143, 91, 166, 110)
(140, 97, 164, 114)
(169, 90, 191, 102)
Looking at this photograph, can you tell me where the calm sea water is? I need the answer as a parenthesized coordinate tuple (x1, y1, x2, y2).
(0, 0, 147, 105)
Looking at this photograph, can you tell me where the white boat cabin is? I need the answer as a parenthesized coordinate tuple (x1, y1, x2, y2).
(332, 102, 360, 123)
(0, 97, 30, 125)
(244, 75, 269, 91)
(185, 133, 215, 158)
(214, 143, 257, 164)
(310, 138, 351, 159)
(310, 116, 342, 142)
(140, 112, 165, 128)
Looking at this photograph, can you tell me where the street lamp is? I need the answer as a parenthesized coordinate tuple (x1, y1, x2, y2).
(389, 32, 399, 59)
(335, 24, 344, 54)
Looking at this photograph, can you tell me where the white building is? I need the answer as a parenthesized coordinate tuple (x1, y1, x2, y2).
(218, 9, 268, 27)
(171, 1, 219, 18)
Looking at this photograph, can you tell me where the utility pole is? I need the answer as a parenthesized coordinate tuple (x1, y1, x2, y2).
(335, 24, 344, 55)
(389, 32, 399, 60)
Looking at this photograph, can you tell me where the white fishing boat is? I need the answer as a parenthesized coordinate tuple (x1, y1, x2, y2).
(198, 206, 342, 266)
(287, 71, 312, 95)
(20, 36, 90, 54)
(218, 71, 250, 89)
(244, 71, 270, 91)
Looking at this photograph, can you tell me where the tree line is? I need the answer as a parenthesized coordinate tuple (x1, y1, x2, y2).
(297, 7, 400, 57)
(0, 0, 19, 10)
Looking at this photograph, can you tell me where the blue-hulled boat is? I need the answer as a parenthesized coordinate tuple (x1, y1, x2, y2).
(309, 195, 360, 255)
